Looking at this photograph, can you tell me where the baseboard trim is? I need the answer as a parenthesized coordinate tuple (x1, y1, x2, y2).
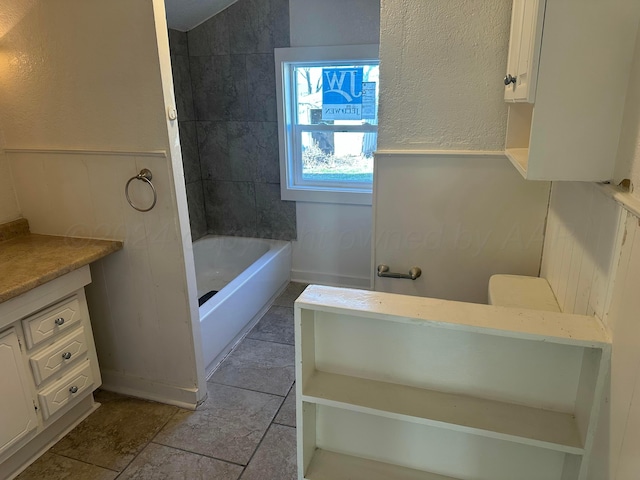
(291, 269, 371, 290)
(100, 370, 201, 410)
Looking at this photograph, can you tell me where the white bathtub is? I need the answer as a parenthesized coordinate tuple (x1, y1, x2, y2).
(193, 235, 291, 377)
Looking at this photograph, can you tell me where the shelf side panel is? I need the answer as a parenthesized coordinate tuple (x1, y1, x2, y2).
(299, 401, 317, 477)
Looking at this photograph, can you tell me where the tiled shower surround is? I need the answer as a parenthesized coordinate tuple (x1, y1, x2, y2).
(169, 0, 296, 242)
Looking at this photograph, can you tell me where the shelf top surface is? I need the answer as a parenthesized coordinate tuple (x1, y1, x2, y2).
(303, 371, 583, 454)
(295, 285, 610, 348)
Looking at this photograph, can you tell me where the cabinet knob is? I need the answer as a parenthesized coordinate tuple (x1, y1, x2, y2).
(69, 386, 79, 394)
(62, 352, 72, 360)
(54, 317, 65, 326)
(504, 74, 517, 86)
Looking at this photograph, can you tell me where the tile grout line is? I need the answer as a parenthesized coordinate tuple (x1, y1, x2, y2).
(112, 406, 183, 479)
(148, 441, 249, 469)
(271, 381, 295, 426)
(46, 451, 121, 474)
(207, 380, 290, 398)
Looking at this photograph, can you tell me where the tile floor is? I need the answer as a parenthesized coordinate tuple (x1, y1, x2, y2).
(17, 282, 307, 480)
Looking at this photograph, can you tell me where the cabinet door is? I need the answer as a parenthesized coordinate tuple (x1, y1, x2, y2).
(0, 328, 38, 457)
(505, 0, 545, 103)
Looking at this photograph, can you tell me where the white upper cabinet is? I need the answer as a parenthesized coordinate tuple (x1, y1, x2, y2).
(504, 0, 545, 103)
(504, 0, 640, 181)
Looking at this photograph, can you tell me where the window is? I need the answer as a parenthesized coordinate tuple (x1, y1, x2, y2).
(275, 45, 379, 205)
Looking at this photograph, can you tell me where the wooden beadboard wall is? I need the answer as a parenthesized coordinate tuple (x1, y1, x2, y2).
(541, 182, 625, 319)
(541, 181, 640, 478)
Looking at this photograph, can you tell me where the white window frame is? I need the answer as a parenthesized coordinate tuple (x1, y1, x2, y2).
(275, 44, 380, 205)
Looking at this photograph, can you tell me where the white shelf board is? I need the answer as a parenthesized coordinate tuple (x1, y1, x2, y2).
(505, 148, 529, 178)
(305, 449, 458, 480)
(295, 285, 610, 349)
(303, 371, 584, 454)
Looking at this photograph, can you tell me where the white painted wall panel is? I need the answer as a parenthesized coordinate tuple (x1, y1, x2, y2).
(0, 151, 20, 223)
(586, 212, 640, 479)
(373, 153, 550, 303)
(540, 183, 624, 318)
(292, 203, 372, 288)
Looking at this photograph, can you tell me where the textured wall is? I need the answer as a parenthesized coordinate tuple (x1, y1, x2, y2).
(378, 0, 511, 151)
(0, 1, 168, 151)
(169, 29, 207, 241)
(289, 0, 380, 47)
(186, 0, 296, 240)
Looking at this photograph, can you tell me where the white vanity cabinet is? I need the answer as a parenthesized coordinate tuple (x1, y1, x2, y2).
(0, 266, 102, 479)
(0, 328, 38, 458)
(504, 0, 640, 181)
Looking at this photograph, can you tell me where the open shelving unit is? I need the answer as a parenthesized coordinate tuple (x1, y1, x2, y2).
(295, 285, 611, 480)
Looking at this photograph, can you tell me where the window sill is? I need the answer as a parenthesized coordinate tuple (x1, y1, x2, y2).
(281, 185, 372, 205)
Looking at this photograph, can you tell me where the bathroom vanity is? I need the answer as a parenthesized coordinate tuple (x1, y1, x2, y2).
(0, 219, 122, 479)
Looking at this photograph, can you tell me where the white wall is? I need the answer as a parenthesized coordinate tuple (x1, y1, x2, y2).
(373, 0, 551, 303)
(615, 23, 640, 196)
(378, 0, 511, 151)
(0, 151, 20, 223)
(289, 0, 380, 288)
(0, 0, 205, 408)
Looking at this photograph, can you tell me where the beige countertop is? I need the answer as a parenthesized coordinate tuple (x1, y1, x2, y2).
(0, 219, 123, 303)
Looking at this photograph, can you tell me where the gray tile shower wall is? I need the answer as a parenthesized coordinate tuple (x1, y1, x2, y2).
(169, 29, 207, 241)
(187, 0, 296, 241)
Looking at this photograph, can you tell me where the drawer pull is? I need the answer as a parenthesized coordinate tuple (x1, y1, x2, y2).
(54, 317, 65, 326)
(69, 386, 79, 394)
(62, 352, 72, 360)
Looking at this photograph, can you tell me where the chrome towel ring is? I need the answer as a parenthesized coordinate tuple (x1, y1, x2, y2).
(125, 168, 157, 212)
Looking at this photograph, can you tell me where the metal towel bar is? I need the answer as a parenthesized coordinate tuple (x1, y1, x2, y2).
(377, 264, 422, 280)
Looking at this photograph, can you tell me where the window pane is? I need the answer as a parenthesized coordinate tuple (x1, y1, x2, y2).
(300, 131, 375, 184)
(294, 64, 379, 126)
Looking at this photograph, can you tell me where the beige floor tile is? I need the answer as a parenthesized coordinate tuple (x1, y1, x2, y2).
(154, 383, 282, 465)
(272, 282, 308, 308)
(274, 383, 296, 427)
(247, 305, 294, 345)
(209, 338, 295, 395)
(118, 443, 243, 480)
(240, 424, 297, 480)
(50, 390, 178, 472)
(16, 452, 117, 480)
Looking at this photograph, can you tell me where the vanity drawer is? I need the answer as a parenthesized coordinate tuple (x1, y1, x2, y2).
(29, 327, 89, 385)
(22, 297, 82, 349)
(37, 359, 94, 420)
